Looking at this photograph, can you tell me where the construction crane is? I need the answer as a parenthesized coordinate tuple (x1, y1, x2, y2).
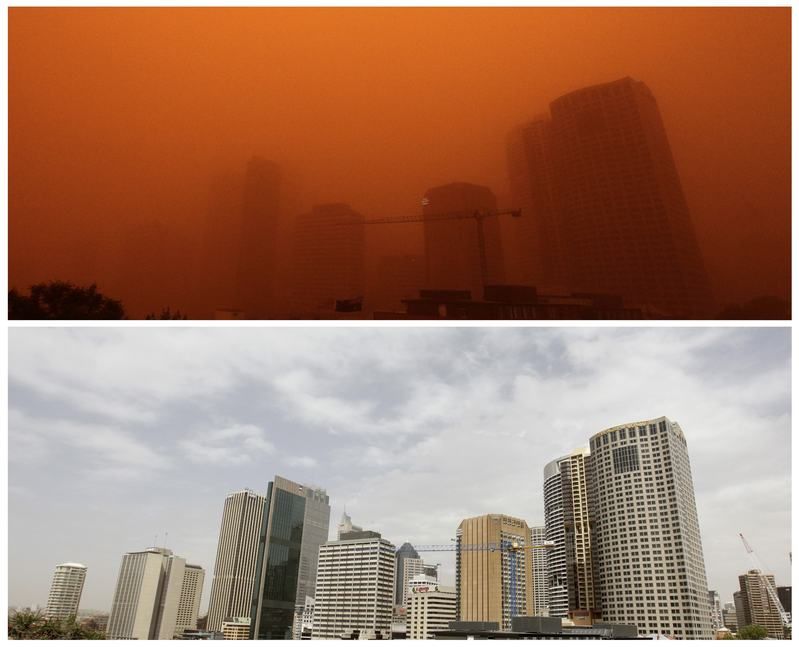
(357, 208, 522, 289)
(739, 533, 791, 630)
(409, 540, 554, 623)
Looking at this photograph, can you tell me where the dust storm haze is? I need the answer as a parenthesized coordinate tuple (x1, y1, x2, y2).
(9, 7, 791, 319)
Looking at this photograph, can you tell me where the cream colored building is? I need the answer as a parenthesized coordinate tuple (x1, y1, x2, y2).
(587, 417, 713, 639)
(45, 563, 87, 620)
(207, 489, 265, 632)
(456, 514, 533, 630)
(222, 616, 251, 640)
(407, 576, 456, 639)
(738, 570, 784, 639)
(175, 563, 205, 636)
(312, 531, 395, 639)
(107, 547, 186, 640)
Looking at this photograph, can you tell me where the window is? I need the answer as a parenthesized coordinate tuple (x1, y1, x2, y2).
(613, 445, 640, 474)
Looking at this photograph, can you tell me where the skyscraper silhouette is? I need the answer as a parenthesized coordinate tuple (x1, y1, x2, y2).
(236, 157, 281, 319)
(508, 78, 711, 317)
(422, 183, 504, 299)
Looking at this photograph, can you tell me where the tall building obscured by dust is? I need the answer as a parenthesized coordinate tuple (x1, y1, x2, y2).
(507, 78, 711, 317)
(422, 183, 504, 299)
(291, 203, 365, 317)
(236, 157, 282, 319)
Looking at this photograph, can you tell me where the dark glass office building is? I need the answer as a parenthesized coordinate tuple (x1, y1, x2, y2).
(249, 476, 330, 639)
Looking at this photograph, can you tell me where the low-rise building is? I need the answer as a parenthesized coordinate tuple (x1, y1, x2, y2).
(407, 577, 456, 639)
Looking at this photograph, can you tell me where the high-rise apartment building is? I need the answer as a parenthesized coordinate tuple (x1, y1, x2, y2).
(249, 476, 330, 639)
(312, 529, 396, 639)
(707, 590, 722, 631)
(422, 182, 504, 299)
(236, 157, 282, 319)
(587, 417, 712, 638)
(175, 564, 204, 637)
(407, 577, 457, 639)
(107, 547, 187, 640)
(738, 570, 784, 638)
(456, 514, 533, 630)
(45, 563, 87, 620)
(529, 526, 549, 616)
(507, 78, 711, 317)
(543, 448, 596, 620)
(291, 203, 365, 317)
(207, 489, 266, 632)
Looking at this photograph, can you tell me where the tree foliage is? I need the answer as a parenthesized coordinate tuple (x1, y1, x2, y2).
(737, 624, 769, 640)
(8, 611, 105, 640)
(145, 306, 188, 320)
(9, 282, 125, 320)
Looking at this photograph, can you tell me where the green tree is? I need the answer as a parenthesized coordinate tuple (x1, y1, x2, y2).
(145, 306, 188, 320)
(8, 610, 105, 640)
(9, 281, 125, 320)
(737, 624, 769, 640)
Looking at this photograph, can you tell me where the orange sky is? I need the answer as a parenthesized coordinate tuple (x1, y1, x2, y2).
(9, 7, 791, 314)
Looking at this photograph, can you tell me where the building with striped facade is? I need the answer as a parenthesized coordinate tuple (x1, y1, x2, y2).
(175, 563, 205, 636)
(45, 563, 87, 620)
(206, 489, 265, 632)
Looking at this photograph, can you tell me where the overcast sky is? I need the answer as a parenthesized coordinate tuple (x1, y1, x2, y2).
(8, 326, 790, 613)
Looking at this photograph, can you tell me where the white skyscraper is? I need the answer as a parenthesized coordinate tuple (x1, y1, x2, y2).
(206, 489, 265, 632)
(107, 547, 186, 640)
(312, 530, 396, 639)
(175, 564, 205, 636)
(587, 416, 713, 639)
(45, 563, 87, 620)
(529, 527, 549, 616)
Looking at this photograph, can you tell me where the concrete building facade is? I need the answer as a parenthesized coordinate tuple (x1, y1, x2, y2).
(587, 417, 712, 639)
(249, 476, 330, 639)
(407, 578, 457, 639)
(529, 526, 549, 616)
(207, 489, 266, 632)
(107, 547, 186, 640)
(222, 617, 251, 640)
(738, 570, 784, 638)
(174, 564, 204, 636)
(544, 448, 596, 620)
(312, 530, 396, 639)
(45, 563, 87, 620)
(456, 514, 533, 631)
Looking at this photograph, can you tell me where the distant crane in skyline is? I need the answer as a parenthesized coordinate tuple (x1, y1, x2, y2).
(739, 533, 791, 631)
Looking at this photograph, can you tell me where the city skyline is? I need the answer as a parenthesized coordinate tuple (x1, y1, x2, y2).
(8, 327, 790, 615)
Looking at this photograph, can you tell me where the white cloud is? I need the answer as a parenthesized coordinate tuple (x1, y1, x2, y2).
(180, 424, 275, 465)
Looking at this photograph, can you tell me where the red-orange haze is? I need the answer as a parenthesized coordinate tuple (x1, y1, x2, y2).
(9, 7, 790, 318)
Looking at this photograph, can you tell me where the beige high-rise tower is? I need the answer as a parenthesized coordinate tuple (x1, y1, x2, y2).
(456, 514, 533, 630)
(45, 563, 87, 620)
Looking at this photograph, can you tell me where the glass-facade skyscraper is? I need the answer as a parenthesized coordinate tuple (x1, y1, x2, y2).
(249, 476, 330, 639)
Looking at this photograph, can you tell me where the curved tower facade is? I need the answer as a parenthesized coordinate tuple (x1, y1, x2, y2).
(587, 417, 712, 639)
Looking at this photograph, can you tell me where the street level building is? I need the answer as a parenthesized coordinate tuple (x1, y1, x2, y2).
(408, 577, 456, 639)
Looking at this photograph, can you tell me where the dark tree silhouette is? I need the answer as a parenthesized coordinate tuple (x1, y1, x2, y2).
(8, 611, 105, 640)
(8, 282, 125, 320)
(145, 306, 188, 320)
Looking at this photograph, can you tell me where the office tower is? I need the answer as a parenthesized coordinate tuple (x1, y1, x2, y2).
(507, 78, 711, 317)
(587, 417, 712, 638)
(407, 576, 457, 639)
(250, 476, 330, 639)
(506, 119, 563, 287)
(312, 529, 396, 639)
(733, 591, 746, 632)
(45, 563, 87, 619)
(175, 564, 205, 637)
(107, 547, 187, 640)
(777, 586, 792, 623)
(292, 596, 315, 640)
(422, 182, 504, 299)
(722, 602, 738, 632)
(738, 570, 784, 638)
(222, 617, 251, 640)
(543, 448, 596, 621)
(456, 514, 533, 630)
(207, 489, 266, 632)
(395, 542, 422, 604)
(291, 203, 365, 317)
(529, 526, 549, 616)
(707, 590, 722, 631)
(236, 157, 282, 319)
(337, 509, 363, 539)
